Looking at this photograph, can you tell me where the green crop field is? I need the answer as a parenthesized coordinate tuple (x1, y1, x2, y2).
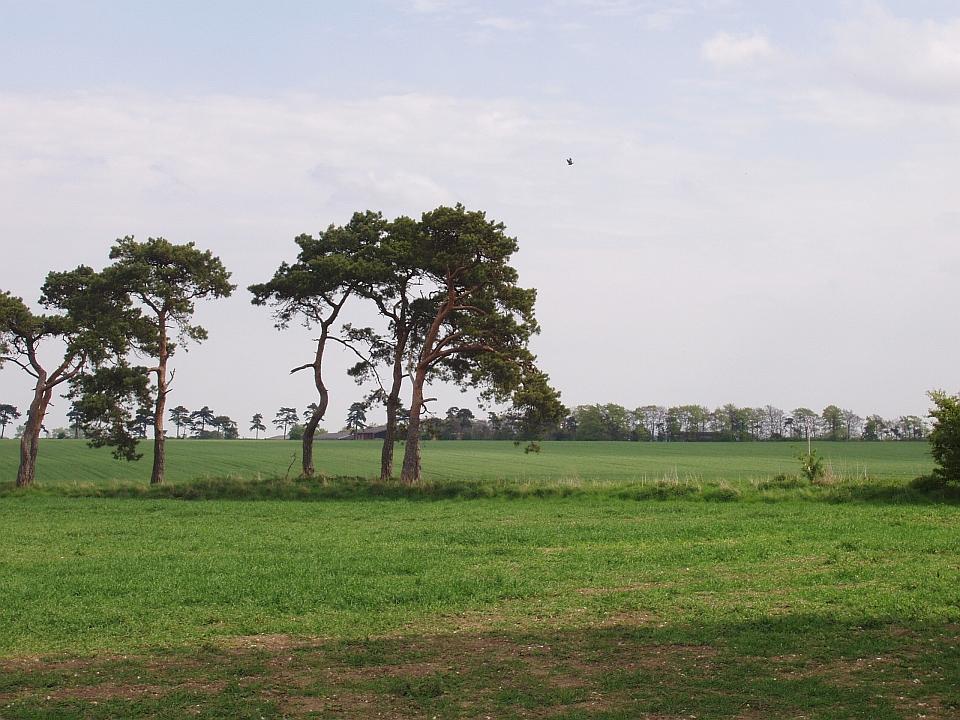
(1, 440, 957, 719)
(0, 438, 935, 487)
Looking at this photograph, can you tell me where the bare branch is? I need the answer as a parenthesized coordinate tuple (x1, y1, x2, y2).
(290, 363, 315, 374)
(328, 336, 386, 395)
(0, 355, 39, 378)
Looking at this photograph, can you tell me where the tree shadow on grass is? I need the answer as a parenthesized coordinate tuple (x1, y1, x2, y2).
(2, 614, 957, 719)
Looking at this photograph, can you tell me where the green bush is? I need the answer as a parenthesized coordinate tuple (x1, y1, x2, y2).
(702, 484, 741, 502)
(758, 473, 807, 490)
(798, 450, 824, 483)
(288, 424, 305, 441)
(928, 391, 960, 486)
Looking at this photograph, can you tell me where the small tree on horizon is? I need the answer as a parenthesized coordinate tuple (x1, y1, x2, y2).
(346, 402, 368, 434)
(190, 406, 216, 436)
(213, 415, 237, 439)
(250, 412, 266, 439)
(169, 405, 190, 439)
(274, 406, 298, 440)
(0, 404, 20, 439)
(133, 406, 154, 438)
(66, 405, 84, 439)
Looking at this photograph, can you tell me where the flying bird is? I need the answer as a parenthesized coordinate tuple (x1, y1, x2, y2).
(566, 158, 574, 165)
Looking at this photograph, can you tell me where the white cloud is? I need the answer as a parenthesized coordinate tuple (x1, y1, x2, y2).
(407, 0, 459, 13)
(831, 4, 960, 103)
(701, 31, 775, 67)
(476, 16, 530, 32)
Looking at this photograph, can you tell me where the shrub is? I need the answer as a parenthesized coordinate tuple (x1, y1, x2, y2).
(288, 424, 305, 441)
(798, 450, 824, 483)
(928, 391, 960, 486)
(758, 473, 807, 490)
(703, 484, 741, 502)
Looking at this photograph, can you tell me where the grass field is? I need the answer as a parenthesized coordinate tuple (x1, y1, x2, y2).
(0, 438, 936, 486)
(1, 440, 957, 719)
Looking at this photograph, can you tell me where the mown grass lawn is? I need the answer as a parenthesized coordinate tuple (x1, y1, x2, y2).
(1, 488, 958, 719)
(0, 438, 935, 486)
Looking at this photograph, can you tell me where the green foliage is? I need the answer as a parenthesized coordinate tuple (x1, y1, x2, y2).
(1, 266, 133, 374)
(64, 239, 234, 478)
(572, 403, 632, 440)
(927, 390, 960, 485)
(67, 364, 153, 461)
(414, 204, 546, 406)
(798, 449, 825, 482)
(346, 401, 368, 432)
(189, 406, 216, 435)
(249, 412, 266, 438)
(105, 236, 234, 350)
(249, 212, 387, 329)
(2, 269, 147, 484)
(169, 405, 190, 438)
(287, 423, 305, 441)
(273, 407, 298, 439)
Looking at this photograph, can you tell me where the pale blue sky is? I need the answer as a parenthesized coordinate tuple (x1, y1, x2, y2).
(2, 1, 959, 431)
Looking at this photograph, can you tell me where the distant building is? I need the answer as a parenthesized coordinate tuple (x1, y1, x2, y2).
(353, 424, 389, 440)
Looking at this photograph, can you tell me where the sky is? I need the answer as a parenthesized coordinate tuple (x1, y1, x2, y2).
(2, 0, 959, 434)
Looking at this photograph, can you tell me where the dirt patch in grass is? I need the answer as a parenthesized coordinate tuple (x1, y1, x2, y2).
(2, 621, 955, 719)
(0, 629, 718, 718)
(220, 633, 316, 652)
(279, 691, 422, 719)
(577, 581, 666, 595)
(0, 679, 227, 707)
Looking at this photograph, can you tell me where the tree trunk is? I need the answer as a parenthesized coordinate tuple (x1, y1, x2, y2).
(400, 367, 427, 485)
(380, 402, 397, 482)
(302, 332, 329, 478)
(302, 401, 326, 477)
(379, 328, 409, 482)
(16, 380, 51, 488)
(151, 319, 168, 485)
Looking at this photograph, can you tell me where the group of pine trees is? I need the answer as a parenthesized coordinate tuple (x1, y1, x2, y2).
(1, 205, 564, 487)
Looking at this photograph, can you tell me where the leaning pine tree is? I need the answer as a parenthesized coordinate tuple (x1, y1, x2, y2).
(400, 204, 565, 484)
(250, 212, 384, 477)
(0, 267, 135, 486)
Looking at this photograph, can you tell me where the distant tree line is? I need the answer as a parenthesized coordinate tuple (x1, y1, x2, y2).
(549, 404, 929, 442)
(0, 394, 933, 449)
(377, 402, 929, 442)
